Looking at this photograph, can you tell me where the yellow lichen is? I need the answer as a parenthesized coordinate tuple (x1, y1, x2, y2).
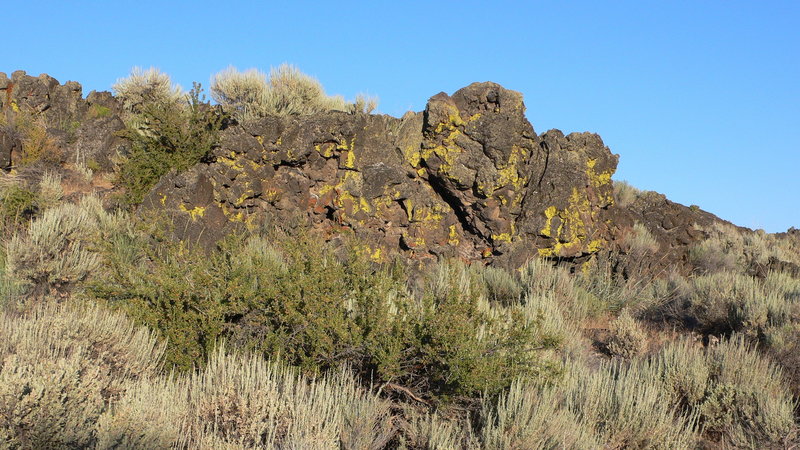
(492, 232, 512, 243)
(586, 158, 613, 188)
(538, 187, 599, 257)
(345, 149, 356, 169)
(179, 204, 206, 221)
(448, 225, 460, 246)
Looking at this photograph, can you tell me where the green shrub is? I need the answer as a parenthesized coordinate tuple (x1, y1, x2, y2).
(115, 83, 224, 205)
(0, 180, 39, 230)
(92, 230, 562, 399)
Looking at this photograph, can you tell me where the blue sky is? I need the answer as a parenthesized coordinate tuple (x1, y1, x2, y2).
(4, 1, 799, 232)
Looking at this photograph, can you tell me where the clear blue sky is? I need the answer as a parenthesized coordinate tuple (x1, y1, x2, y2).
(4, 1, 798, 232)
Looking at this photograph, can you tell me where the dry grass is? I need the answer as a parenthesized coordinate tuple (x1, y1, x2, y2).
(6, 195, 124, 292)
(0, 300, 164, 448)
(97, 347, 395, 449)
(112, 66, 184, 113)
(211, 63, 376, 122)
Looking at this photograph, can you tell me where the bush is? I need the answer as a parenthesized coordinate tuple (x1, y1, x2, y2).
(112, 67, 184, 114)
(209, 66, 270, 123)
(606, 310, 647, 358)
(612, 179, 643, 207)
(96, 348, 394, 449)
(211, 63, 376, 122)
(648, 336, 797, 446)
(0, 180, 39, 230)
(115, 83, 224, 205)
(620, 222, 660, 260)
(92, 229, 563, 399)
(688, 271, 792, 335)
(5, 195, 122, 293)
(478, 359, 699, 449)
(0, 301, 164, 448)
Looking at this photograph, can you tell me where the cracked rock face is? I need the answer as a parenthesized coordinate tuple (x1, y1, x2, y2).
(146, 82, 620, 268)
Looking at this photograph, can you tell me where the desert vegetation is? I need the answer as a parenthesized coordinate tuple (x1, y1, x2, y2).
(0, 67, 798, 448)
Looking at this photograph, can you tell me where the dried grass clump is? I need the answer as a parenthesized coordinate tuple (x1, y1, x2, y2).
(6, 195, 124, 291)
(606, 310, 648, 359)
(211, 63, 377, 122)
(97, 348, 395, 449)
(0, 301, 164, 448)
(621, 222, 660, 259)
(612, 180, 644, 207)
(112, 66, 184, 113)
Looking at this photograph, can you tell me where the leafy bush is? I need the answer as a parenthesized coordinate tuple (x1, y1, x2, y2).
(92, 229, 562, 399)
(0, 301, 164, 448)
(0, 180, 39, 230)
(115, 83, 224, 205)
(211, 63, 376, 122)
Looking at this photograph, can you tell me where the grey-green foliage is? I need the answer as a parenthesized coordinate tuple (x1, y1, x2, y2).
(650, 337, 796, 447)
(211, 63, 377, 122)
(96, 347, 394, 449)
(5, 195, 124, 291)
(0, 301, 164, 449)
(606, 309, 647, 359)
(689, 271, 795, 335)
(478, 360, 698, 449)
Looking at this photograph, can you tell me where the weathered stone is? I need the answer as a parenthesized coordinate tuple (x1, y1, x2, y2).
(145, 82, 625, 268)
(0, 71, 125, 171)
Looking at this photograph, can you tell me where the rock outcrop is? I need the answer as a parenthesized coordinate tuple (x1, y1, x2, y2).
(5, 71, 792, 275)
(146, 82, 619, 267)
(0, 70, 125, 170)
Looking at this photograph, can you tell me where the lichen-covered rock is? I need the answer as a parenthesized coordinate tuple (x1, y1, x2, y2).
(145, 82, 622, 267)
(0, 70, 125, 170)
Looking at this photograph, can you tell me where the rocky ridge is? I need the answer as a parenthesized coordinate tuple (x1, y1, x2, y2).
(3, 70, 794, 275)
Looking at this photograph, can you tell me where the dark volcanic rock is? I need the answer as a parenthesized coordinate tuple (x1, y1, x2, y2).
(146, 82, 621, 267)
(0, 70, 125, 169)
